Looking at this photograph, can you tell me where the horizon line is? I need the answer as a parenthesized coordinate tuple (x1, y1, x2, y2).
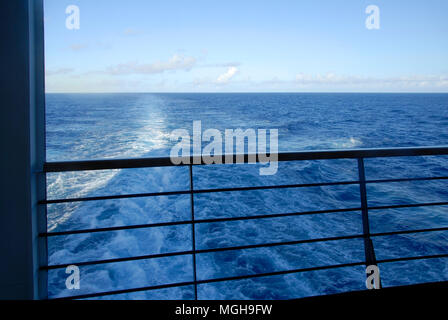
(44, 91, 448, 94)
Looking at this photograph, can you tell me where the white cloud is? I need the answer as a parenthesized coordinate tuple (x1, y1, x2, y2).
(199, 62, 241, 68)
(123, 28, 142, 36)
(106, 54, 196, 75)
(45, 68, 74, 76)
(295, 73, 367, 84)
(69, 43, 88, 51)
(294, 73, 448, 89)
(216, 66, 239, 84)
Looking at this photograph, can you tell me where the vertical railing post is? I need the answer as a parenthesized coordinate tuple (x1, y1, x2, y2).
(189, 164, 199, 300)
(0, 0, 47, 300)
(38, 171, 48, 300)
(357, 158, 381, 287)
(32, 0, 48, 300)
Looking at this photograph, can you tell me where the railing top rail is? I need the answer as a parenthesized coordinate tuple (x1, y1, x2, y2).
(44, 146, 448, 172)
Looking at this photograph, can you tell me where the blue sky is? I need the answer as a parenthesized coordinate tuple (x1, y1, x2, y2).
(44, 0, 448, 92)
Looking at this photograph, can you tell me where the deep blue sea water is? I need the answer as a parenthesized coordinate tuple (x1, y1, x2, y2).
(45, 93, 448, 299)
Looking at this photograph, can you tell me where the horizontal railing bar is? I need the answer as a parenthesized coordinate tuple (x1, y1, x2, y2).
(194, 181, 359, 193)
(43, 250, 192, 270)
(40, 180, 360, 205)
(41, 201, 448, 238)
(44, 146, 448, 172)
(203, 254, 448, 287)
(53, 261, 367, 300)
(366, 176, 448, 184)
(41, 177, 448, 205)
(377, 253, 448, 264)
(41, 190, 190, 205)
(51, 252, 448, 300)
(368, 202, 448, 211)
(41, 220, 194, 237)
(195, 262, 363, 285)
(43, 225, 448, 270)
(371, 226, 448, 238)
(41, 207, 362, 237)
(41, 196, 448, 214)
(42, 233, 366, 270)
(191, 207, 360, 224)
(53, 281, 197, 300)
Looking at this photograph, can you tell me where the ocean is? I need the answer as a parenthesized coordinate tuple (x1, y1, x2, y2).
(45, 93, 448, 299)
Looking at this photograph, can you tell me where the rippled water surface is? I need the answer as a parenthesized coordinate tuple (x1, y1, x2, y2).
(46, 93, 448, 299)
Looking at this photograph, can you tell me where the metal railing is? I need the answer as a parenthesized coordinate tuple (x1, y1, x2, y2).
(39, 146, 448, 299)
